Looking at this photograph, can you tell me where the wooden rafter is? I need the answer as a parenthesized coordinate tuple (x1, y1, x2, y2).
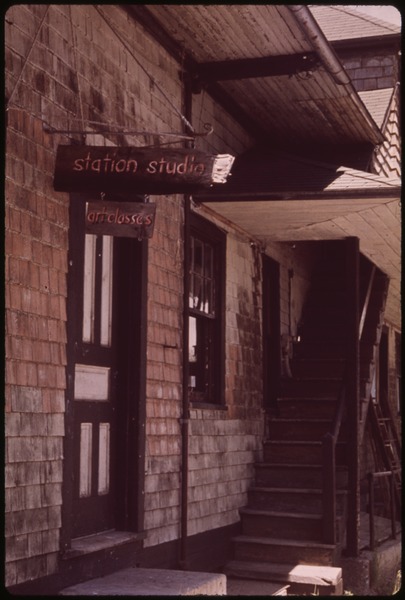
(191, 52, 320, 88)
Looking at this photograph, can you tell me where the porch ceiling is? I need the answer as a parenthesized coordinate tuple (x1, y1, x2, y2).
(200, 195, 401, 327)
(129, 4, 383, 147)
(195, 146, 401, 327)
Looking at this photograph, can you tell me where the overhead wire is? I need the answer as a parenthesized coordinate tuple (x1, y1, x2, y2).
(93, 4, 196, 136)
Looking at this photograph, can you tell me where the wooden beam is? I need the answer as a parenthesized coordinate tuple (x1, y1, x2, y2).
(345, 236, 360, 557)
(192, 52, 320, 84)
(124, 4, 268, 142)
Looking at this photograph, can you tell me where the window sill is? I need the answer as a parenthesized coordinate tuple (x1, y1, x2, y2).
(61, 529, 146, 559)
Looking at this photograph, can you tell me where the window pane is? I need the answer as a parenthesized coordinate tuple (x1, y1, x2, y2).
(190, 236, 215, 315)
(188, 218, 224, 404)
(82, 234, 96, 342)
(100, 236, 113, 347)
(188, 314, 214, 402)
(194, 239, 203, 275)
(79, 423, 92, 497)
(98, 423, 110, 495)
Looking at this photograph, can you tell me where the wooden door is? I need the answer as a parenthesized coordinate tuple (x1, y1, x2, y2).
(66, 197, 145, 538)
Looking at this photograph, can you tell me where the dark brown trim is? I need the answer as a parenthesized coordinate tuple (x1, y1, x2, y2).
(140, 522, 241, 572)
(345, 236, 360, 557)
(262, 255, 281, 412)
(196, 187, 401, 203)
(193, 52, 320, 83)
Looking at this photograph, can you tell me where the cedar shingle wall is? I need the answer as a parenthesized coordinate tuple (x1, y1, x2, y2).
(5, 2, 329, 584)
(341, 50, 398, 92)
(371, 87, 401, 179)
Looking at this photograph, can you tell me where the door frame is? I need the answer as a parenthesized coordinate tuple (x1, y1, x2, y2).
(61, 194, 148, 551)
(262, 255, 281, 413)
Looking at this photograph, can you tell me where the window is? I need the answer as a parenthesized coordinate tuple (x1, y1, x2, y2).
(188, 214, 225, 405)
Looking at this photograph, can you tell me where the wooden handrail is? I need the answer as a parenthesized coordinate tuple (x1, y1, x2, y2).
(359, 264, 376, 340)
(367, 469, 400, 550)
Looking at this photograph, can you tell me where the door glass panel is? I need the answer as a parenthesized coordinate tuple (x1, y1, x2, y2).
(79, 423, 92, 497)
(82, 234, 96, 343)
(100, 236, 113, 347)
(98, 423, 110, 495)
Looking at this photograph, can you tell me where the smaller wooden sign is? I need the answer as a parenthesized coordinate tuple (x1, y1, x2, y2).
(85, 201, 156, 239)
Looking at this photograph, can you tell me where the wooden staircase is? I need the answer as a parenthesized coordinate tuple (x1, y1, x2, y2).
(225, 243, 348, 595)
(225, 242, 390, 595)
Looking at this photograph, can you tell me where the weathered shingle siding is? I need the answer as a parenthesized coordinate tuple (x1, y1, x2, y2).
(371, 86, 401, 179)
(5, 3, 69, 582)
(6, 2, 270, 576)
(342, 51, 398, 92)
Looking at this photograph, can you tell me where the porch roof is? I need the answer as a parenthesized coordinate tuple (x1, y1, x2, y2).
(128, 5, 384, 148)
(195, 151, 401, 327)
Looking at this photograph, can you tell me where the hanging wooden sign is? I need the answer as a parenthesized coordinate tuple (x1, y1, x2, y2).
(54, 145, 234, 194)
(85, 201, 156, 238)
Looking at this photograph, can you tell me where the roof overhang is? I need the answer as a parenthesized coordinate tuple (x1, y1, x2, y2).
(126, 4, 385, 148)
(195, 151, 401, 326)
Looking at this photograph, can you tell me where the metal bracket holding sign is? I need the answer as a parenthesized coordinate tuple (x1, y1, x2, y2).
(85, 201, 156, 239)
(54, 145, 235, 194)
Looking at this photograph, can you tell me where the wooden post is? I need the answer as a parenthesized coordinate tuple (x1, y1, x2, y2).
(368, 473, 375, 550)
(322, 432, 336, 544)
(345, 237, 360, 556)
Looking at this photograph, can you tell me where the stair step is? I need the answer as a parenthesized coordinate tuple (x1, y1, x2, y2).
(248, 486, 347, 514)
(295, 342, 346, 359)
(292, 358, 345, 378)
(225, 560, 343, 595)
(255, 463, 348, 489)
(263, 440, 347, 464)
(232, 535, 340, 566)
(267, 418, 342, 441)
(276, 397, 337, 418)
(280, 378, 341, 397)
(239, 508, 324, 541)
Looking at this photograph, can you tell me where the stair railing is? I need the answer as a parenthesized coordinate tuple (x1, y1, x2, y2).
(322, 379, 346, 544)
(322, 260, 383, 547)
(367, 469, 400, 550)
(359, 265, 376, 339)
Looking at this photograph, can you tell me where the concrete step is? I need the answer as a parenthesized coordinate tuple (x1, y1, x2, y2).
(225, 560, 343, 596)
(59, 567, 226, 596)
(263, 440, 347, 465)
(254, 463, 348, 489)
(247, 486, 347, 515)
(232, 535, 340, 566)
